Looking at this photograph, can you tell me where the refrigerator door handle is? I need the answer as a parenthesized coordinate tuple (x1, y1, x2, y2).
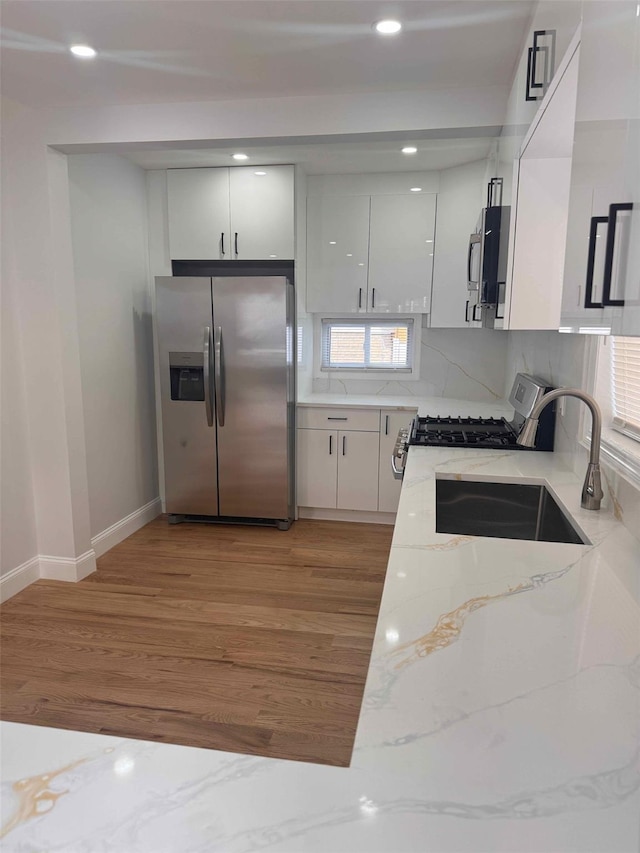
(214, 325, 225, 427)
(203, 326, 214, 427)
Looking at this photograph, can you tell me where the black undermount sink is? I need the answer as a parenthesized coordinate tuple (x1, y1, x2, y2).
(435, 478, 589, 545)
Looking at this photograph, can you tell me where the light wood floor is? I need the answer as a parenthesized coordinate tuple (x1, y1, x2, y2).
(0, 518, 392, 766)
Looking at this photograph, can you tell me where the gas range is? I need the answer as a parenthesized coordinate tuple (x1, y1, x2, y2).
(391, 374, 556, 480)
(410, 415, 520, 448)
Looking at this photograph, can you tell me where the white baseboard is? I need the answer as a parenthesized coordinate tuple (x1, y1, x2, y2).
(40, 549, 97, 582)
(91, 497, 162, 558)
(0, 498, 162, 603)
(298, 507, 396, 525)
(0, 556, 40, 604)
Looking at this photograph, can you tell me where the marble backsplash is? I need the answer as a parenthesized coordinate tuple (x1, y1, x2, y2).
(505, 330, 587, 462)
(312, 327, 509, 403)
(506, 330, 640, 544)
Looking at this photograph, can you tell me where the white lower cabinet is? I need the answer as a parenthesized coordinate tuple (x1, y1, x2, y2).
(378, 411, 416, 513)
(296, 428, 338, 509)
(336, 431, 379, 511)
(297, 407, 416, 514)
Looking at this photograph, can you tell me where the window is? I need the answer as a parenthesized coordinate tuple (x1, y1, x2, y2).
(590, 335, 640, 488)
(320, 319, 414, 371)
(611, 336, 640, 441)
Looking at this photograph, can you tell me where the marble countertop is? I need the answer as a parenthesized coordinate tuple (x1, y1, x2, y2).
(2, 448, 639, 852)
(298, 393, 514, 417)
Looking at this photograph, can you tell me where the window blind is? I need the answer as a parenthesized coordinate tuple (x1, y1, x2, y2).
(611, 336, 640, 441)
(321, 319, 414, 371)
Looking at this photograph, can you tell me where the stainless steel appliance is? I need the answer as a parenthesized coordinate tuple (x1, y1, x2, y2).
(392, 373, 555, 480)
(467, 178, 511, 329)
(155, 275, 295, 528)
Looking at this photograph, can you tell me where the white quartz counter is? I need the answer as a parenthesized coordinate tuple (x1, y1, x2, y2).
(2, 447, 639, 852)
(297, 393, 513, 418)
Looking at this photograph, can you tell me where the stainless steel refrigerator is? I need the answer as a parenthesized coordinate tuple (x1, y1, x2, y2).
(155, 275, 295, 529)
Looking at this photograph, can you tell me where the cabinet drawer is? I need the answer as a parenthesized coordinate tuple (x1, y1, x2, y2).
(297, 407, 380, 431)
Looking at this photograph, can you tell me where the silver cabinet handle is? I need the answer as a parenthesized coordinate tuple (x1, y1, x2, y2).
(214, 325, 225, 427)
(342, 435, 346, 456)
(203, 326, 213, 427)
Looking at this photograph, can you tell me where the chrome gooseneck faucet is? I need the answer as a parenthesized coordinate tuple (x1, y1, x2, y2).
(516, 388, 604, 511)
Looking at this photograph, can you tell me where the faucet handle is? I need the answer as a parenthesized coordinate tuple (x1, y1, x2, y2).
(581, 462, 603, 511)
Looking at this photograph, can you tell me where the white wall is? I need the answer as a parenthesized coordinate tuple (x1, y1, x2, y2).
(68, 154, 158, 538)
(1, 163, 37, 576)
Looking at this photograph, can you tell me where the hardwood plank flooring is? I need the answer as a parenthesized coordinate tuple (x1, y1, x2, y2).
(0, 518, 392, 766)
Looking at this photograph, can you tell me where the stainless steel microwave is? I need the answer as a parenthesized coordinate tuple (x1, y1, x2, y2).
(467, 178, 511, 328)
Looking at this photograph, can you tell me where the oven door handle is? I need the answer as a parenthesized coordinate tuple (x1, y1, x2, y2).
(391, 454, 405, 479)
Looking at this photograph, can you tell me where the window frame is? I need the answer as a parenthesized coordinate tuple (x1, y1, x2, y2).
(583, 335, 640, 489)
(313, 314, 422, 381)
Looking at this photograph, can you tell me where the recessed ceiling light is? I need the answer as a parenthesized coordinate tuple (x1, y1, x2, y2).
(232, 153, 249, 161)
(401, 146, 417, 154)
(254, 170, 267, 175)
(410, 187, 422, 192)
(269, 254, 278, 258)
(329, 241, 337, 245)
(70, 44, 96, 58)
(374, 19, 402, 35)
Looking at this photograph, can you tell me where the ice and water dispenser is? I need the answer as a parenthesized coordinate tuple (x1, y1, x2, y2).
(169, 352, 205, 402)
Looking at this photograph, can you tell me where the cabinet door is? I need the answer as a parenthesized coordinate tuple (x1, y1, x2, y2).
(167, 169, 230, 260)
(430, 161, 486, 328)
(505, 40, 578, 330)
(229, 166, 294, 260)
(368, 194, 436, 313)
(296, 429, 337, 508)
(306, 195, 370, 313)
(560, 1, 639, 335)
(378, 411, 415, 513)
(336, 431, 379, 511)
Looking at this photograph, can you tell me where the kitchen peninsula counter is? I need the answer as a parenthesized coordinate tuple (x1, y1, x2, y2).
(2, 445, 639, 852)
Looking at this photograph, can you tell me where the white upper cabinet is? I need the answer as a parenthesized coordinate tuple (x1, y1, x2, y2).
(229, 166, 295, 260)
(429, 160, 486, 329)
(560, 1, 639, 336)
(167, 168, 230, 260)
(368, 194, 436, 313)
(306, 175, 438, 315)
(504, 37, 580, 330)
(306, 194, 370, 313)
(167, 166, 294, 261)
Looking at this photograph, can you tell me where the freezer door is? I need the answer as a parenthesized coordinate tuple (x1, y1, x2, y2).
(155, 276, 218, 515)
(212, 276, 293, 520)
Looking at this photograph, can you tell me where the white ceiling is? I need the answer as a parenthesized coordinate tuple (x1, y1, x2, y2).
(1, 0, 534, 109)
(121, 135, 497, 174)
